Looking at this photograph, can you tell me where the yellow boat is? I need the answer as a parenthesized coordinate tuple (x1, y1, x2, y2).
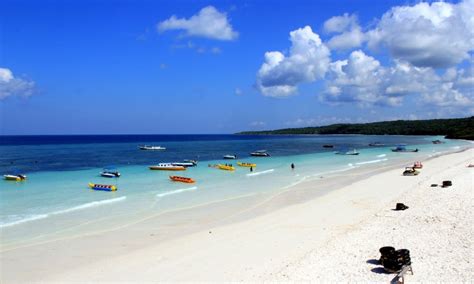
(217, 164, 235, 171)
(237, 162, 256, 168)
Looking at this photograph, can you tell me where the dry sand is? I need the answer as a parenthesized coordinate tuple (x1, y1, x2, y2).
(1, 148, 473, 282)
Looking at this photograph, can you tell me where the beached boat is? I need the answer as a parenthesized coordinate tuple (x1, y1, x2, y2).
(4, 174, 27, 181)
(392, 145, 418, 152)
(88, 183, 117, 191)
(100, 167, 120, 178)
(169, 176, 195, 183)
(217, 164, 235, 171)
(402, 167, 420, 176)
(369, 142, 385, 147)
(413, 161, 423, 169)
(223, 154, 237, 159)
(149, 163, 186, 171)
(322, 144, 334, 148)
(139, 145, 166, 150)
(237, 162, 256, 168)
(250, 150, 270, 157)
(335, 149, 359, 155)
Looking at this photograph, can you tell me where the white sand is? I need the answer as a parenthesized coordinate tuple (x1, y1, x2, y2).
(1, 148, 473, 282)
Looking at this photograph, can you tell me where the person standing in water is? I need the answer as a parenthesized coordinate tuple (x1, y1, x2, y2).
(291, 163, 295, 170)
(250, 166, 253, 172)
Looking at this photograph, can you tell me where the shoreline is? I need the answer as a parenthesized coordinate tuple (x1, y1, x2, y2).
(1, 147, 472, 282)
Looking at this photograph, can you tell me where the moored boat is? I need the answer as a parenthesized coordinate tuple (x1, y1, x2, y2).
(4, 174, 27, 181)
(392, 145, 418, 152)
(171, 161, 197, 167)
(100, 167, 120, 178)
(250, 150, 270, 157)
(149, 163, 186, 171)
(169, 176, 195, 183)
(139, 145, 166, 150)
(237, 162, 256, 167)
(223, 154, 237, 159)
(336, 149, 359, 155)
(88, 183, 117, 191)
(322, 144, 334, 148)
(432, 140, 444, 144)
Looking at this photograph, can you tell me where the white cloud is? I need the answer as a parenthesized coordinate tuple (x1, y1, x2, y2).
(256, 26, 330, 97)
(157, 6, 238, 41)
(250, 121, 266, 127)
(323, 13, 358, 33)
(0, 67, 35, 100)
(366, 0, 474, 68)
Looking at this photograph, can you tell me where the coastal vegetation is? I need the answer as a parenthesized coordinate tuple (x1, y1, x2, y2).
(238, 117, 474, 140)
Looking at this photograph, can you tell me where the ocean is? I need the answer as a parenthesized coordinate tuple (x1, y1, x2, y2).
(0, 134, 470, 248)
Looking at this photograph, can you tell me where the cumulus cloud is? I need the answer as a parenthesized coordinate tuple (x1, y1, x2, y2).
(322, 50, 473, 107)
(157, 6, 238, 41)
(256, 26, 330, 97)
(324, 13, 365, 50)
(367, 0, 474, 68)
(0, 67, 35, 100)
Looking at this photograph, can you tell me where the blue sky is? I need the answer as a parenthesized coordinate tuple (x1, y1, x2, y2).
(1, 0, 472, 134)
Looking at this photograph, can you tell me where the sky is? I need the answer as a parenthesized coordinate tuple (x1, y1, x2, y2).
(0, 0, 473, 134)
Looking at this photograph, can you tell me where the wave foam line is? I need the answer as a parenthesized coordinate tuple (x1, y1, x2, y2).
(156, 186, 198, 198)
(377, 154, 387, 158)
(0, 196, 127, 228)
(356, 158, 388, 165)
(246, 169, 275, 177)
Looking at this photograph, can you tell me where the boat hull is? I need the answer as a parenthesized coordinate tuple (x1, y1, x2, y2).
(169, 176, 195, 183)
(149, 166, 186, 171)
(237, 162, 256, 167)
(88, 183, 117, 191)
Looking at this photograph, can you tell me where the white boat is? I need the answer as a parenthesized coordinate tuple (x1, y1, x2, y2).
(100, 167, 121, 178)
(336, 149, 359, 155)
(149, 163, 186, 171)
(172, 161, 197, 167)
(223, 154, 237, 159)
(4, 174, 27, 181)
(250, 150, 270, 157)
(139, 145, 166, 150)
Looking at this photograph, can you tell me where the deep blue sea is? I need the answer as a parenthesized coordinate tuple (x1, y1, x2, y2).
(0, 134, 471, 248)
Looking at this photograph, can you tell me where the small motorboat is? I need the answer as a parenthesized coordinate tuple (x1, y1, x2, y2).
(88, 183, 117, 191)
(237, 162, 256, 167)
(217, 164, 235, 171)
(100, 167, 120, 178)
(413, 161, 423, 169)
(403, 167, 420, 176)
(183, 160, 198, 166)
(392, 145, 418, 152)
(4, 174, 27, 181)
(369, 142, 385, 147)
(223, 154, 237, 160)
(139, 145, 166, 150)
(149, 163, 186, 171)
(171, 161, 197, 167)
(250, 150, 270, 157)
(336, 149, 359, 155)
(322, 144, 334, 148)
(169, 176, 195, 183)
(432, 140, 444, 144)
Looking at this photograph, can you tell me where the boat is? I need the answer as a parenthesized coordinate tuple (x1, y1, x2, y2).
(369, 142, 385, 147)
(392, 145, 418, 152)
(217, 164, 235, 171)
(169, 176, 195, 183)
(4, 174, 27, 181)
(322, 144, 334, 148)
(88, 183, 117, 191)
(237, 162, 256, 167)
(335, 149, 359, 155)
(183, 160, 198, 166)
(171, 161, 197, 167)
(223, 154, 237, 159)
(432, 140, 444, 144)
(413, 161, 423, 169)
(100, 167, 120, 178)
(139, 145, 166, 150)
(250, 150, 270, 157)
(149, 163, 186, 171)
(402, 167, 420, 176)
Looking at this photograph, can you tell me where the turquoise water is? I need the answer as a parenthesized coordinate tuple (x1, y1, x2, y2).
(0, 135, 471, 246)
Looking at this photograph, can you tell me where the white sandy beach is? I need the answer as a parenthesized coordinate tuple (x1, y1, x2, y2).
(1, 148, 473, 282)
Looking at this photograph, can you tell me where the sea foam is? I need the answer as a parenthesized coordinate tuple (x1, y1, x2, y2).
(246, 169, 275, 177)
(156, 186, 198, 198)
(356, 158, 388, 165)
